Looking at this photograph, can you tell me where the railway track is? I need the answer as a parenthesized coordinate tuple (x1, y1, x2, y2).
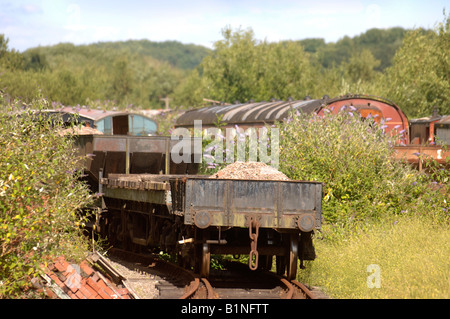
(104, 249, 322, 299)
(207, 261, 319, 299)
(106, 248, 216, 299)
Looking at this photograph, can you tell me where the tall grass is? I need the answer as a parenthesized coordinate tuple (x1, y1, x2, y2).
(299, 215, 450, 299)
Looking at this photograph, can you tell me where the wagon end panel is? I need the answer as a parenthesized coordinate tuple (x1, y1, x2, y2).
(279, 182, 322, 231)
(184, 179, 227, 228)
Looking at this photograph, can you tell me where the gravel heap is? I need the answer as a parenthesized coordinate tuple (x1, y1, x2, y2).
(211, 161, 290, 181)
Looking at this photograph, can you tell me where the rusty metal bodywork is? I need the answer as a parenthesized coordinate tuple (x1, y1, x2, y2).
(316, 95, 409, 144)
(75, 134, 200, 193)
(394, 145, 450, 170)
(396, 115, 450, 168)
(181, 178, 322, 231)
(100, 174, 322, 232)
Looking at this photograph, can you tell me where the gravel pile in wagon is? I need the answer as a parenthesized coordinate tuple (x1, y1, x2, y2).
(210, 161, 290, 181)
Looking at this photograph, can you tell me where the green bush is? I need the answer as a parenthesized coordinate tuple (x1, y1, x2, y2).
(277, 108, 448, 226)
(0, 93, 93, 297)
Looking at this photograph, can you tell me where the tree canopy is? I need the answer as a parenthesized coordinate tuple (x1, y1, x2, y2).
(0, 13, 448, 118)
(379, 18, 450, 117)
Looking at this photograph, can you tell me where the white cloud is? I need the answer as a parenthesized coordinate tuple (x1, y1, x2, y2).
(21, 4, 42, 14)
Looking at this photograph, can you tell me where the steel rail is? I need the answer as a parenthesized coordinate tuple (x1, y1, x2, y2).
(291, 280, 317, 299)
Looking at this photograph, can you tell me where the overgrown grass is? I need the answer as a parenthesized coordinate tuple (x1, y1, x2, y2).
(299, 215, 450, 299)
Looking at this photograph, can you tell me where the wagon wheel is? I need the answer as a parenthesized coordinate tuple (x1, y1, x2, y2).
(275, 234, 298, 279)
(194, 230, 210, 277)
(194, 243, 210, 277)
(286, 234, 299, 280)
(200, 243, 210, 277)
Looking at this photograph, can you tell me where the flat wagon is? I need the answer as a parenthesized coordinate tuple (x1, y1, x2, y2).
(98, 173, 322, 279)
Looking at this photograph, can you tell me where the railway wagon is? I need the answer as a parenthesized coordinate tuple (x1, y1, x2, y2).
(78, 134, 322, 280)
(99, 173, 322, 279)
(55, 106, 158, 136)
(74, 134, 200, 193)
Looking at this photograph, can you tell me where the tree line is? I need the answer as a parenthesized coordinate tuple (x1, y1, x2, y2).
(0, 13, 448, 118)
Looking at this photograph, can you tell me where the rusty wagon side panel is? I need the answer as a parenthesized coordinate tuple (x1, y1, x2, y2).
(181, 178, 322, 231)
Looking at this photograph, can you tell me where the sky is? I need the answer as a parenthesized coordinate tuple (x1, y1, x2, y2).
(1, 0, 448, 52)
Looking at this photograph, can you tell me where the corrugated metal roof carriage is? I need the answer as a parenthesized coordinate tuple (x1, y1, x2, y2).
(175, 94, 450, 168)
(175, 94, 410, 143)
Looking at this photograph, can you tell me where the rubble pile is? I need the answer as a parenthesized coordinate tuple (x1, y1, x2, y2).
(211, 161, 290, 181)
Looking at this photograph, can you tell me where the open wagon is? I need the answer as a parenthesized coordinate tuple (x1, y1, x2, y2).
(99, 173, 322, 279)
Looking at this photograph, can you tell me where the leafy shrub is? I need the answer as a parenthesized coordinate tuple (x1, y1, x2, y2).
(0, 93, 93, 297)
(278, 109, 449, 297)
(277, 108, 448, 225)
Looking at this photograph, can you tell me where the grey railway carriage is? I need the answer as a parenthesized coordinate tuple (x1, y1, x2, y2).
(77, 134, 322, 280)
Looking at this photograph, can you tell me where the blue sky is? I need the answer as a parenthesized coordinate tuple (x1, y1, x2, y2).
(1, 0, 448, 52)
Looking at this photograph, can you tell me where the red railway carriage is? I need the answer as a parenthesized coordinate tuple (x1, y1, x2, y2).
(316, 95, 409, 144)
